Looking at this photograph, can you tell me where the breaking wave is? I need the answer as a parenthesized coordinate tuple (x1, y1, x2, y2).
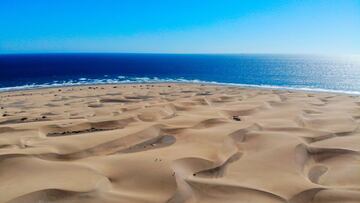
(1, 75, 360, 95)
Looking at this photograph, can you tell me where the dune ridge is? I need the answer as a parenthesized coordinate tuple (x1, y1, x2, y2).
(0, 83, 359, 203)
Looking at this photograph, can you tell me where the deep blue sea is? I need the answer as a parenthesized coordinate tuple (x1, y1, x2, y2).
(1, 53, 360, 94)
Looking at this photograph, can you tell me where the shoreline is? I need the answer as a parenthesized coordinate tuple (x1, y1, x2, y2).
(1, 81, 360, 96)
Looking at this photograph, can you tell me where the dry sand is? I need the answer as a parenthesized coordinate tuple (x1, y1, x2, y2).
(0, 83, 359, 203)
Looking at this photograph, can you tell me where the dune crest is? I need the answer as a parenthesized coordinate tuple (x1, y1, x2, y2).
(0, 84, 359, 203)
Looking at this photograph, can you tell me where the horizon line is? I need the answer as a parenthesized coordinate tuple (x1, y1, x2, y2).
(1, 51, 358, 57)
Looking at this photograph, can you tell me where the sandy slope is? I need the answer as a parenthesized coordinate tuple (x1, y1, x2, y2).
(0, 83, 359, 203)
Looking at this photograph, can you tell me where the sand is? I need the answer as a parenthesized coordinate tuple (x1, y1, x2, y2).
(0, 83, 359, 203)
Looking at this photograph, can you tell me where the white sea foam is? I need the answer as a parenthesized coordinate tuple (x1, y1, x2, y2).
(1, 76, 360, 95)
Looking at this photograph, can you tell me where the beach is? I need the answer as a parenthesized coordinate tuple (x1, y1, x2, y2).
(0, 83, 360, 203)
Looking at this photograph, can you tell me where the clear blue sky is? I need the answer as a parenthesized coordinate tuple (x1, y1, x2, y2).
(1, 0, 359, 54)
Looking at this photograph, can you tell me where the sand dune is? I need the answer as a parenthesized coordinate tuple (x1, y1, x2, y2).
(0, 83, 359, 203)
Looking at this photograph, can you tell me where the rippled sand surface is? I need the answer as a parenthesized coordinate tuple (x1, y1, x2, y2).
(1, 84, 360, 203)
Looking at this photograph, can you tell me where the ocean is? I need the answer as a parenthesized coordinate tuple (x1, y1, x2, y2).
(0, 53, 360, 94)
